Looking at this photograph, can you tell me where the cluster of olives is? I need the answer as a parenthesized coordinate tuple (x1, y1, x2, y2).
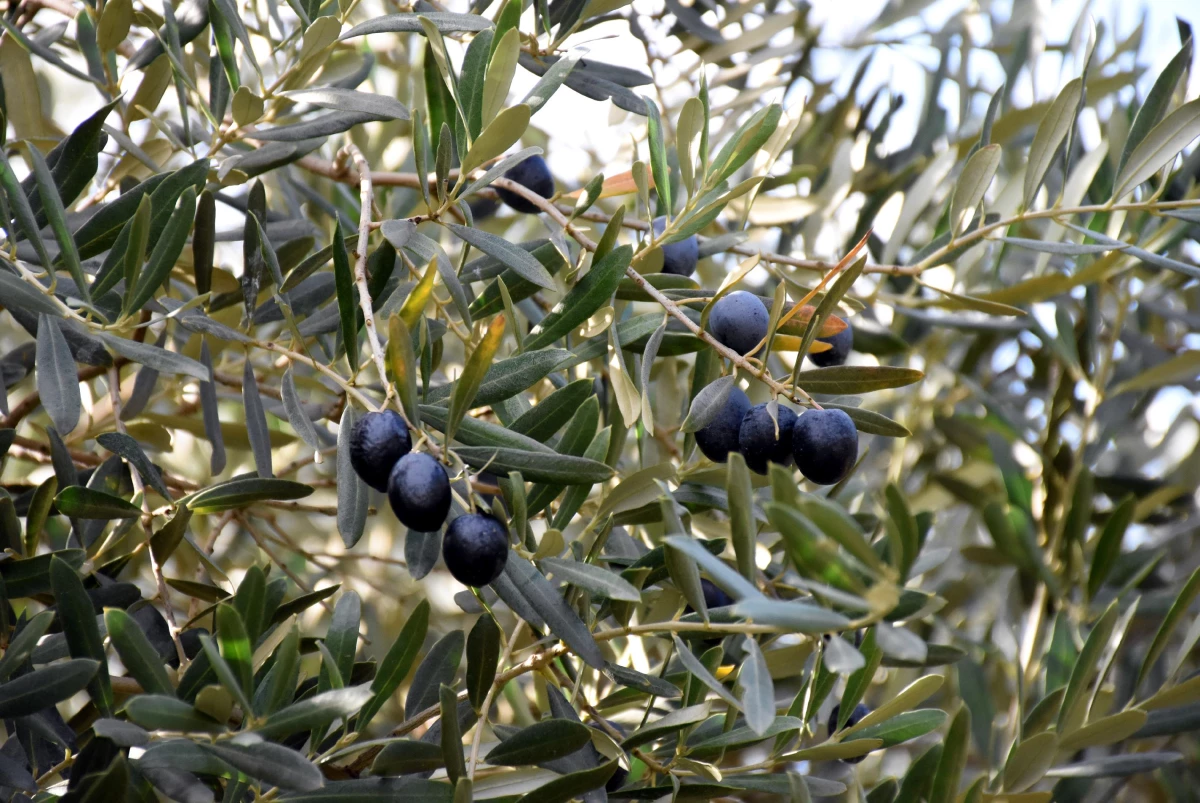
(349, 411, 510, 588)
(697, 316, 859, 484)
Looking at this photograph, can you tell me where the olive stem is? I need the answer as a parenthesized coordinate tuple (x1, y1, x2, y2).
(339, 143, 395, 415)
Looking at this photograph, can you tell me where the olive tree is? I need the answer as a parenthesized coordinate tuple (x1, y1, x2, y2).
(0, 0, 1199, 800)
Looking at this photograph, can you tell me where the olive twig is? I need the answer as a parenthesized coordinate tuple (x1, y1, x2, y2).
(340, 142, 397, 415)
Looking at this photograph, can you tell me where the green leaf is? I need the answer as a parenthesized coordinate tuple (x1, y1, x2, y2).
(540, 557, 642, 602)
(0, 658, 98, 719)
(522, 51, 580, 116)
(421, 405, 552, 453)
(663, 535, 758, 601)
(36, 315, 81, 435)
(333, 219, 360, 372)
(514, 760, 619, 803)
(508, 378, 593, 441)
(1024, 77, 1082, 207)
(186, 477, 314, 512)
(460, 103, 531, 177)
(501, 554, 605, 668)
(928, 706, 970, 803)
(97, 332, 210, 381)
(726, 452, 756, 582)
(845, 709, 947, 748)
(343, 11, 491, 38)
(708, 104, 782, 186)
(447, 222, 555, 290)
(453, 447, 613, 484)
(485, 719, 591, 765)
(672, 634, 741, 708)
(525, 245, 632, 351)
(1137, 566, 1200, 689)
(0, 157, 52, 268)
(841, 675, 943, 739)
(1058, 709, 1148, 751)
(949, 143, 1000, 236)
(739, 639, 775, 736)
(97, 431, 170, 499)
(793, 365, 924, 394)
(480, 28, 519, 130)
(448, 316, 506, 444)
(466, 613, 500, 711)
(25, 144, 90, 304)
(54, 486, 140, 519)
(623, 703, 713, 751)
(127, 186, 197, 314)
(204, 741, 323, 792)
(257, 626, 300, 717)
(256, 685, 373, 739)
(0, 610, 54, 680)
(336, 407, 370, 549)
(1112, 350, 1200, 395)
(440, 684, 467, 784)
(358, 599, 429, 731)
(839, 628, 881, 729)
(320, 591, 361, 693)
(645, 98, 671, 214)
(0, 549, 86, 598)
(1117, 36, 1194, 178)
(461, 147, 546, 201)
(681, 376, 736, 433)
(1045, 752, 1183, 779)
(1087, 495, 1135, 600)
(730, 597, 850, 633)
(1002, 731, 1058, 793)
(372, 740, 446, 775)
(1112, 97, 1200, 200)
(92, 160, 208, 290)
(105, 608, 175, 696)
(405, 630, 464, 715)
(215, 603, 254, 702)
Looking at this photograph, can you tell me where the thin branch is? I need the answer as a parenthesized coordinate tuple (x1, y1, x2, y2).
(339, 143, 396, 413)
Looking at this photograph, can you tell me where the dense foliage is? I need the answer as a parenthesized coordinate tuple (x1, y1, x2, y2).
(1, 0, 1199, 800)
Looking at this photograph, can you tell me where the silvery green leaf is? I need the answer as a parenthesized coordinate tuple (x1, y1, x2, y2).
(198, 340, 225, 475)
(875, 624, 928, 664)
(672, 634, 741, 708)
(446, 223, 556, 290)
(279, 87, 409, 119)
(502, 554, 605, 669)
(740, 639, 775, 736)
(336, 406, 368, 549)
(997, 236, 1125, 255)
(340, 11, 492, 38)
(539, 557, 642, 602)
(253, 111, 385, 142)
(98, 333, 211, 381)
(97, 432, 170, 499)
(681, 375, 736, 433)
(730, 598, 850, 633)
(522, 51, 581, 115)
(1113, 97, 1200, 200)
(663, 535, 759, 601)
(243, 359, 273, 478)
(36, 315, 81, 435)
(1023, 77, 1082, 207)
(824, 634, 866, 675)
(280, 365, 323, 452)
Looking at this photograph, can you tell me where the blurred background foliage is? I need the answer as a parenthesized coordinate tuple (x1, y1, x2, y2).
(1, 0, 1200, 800)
